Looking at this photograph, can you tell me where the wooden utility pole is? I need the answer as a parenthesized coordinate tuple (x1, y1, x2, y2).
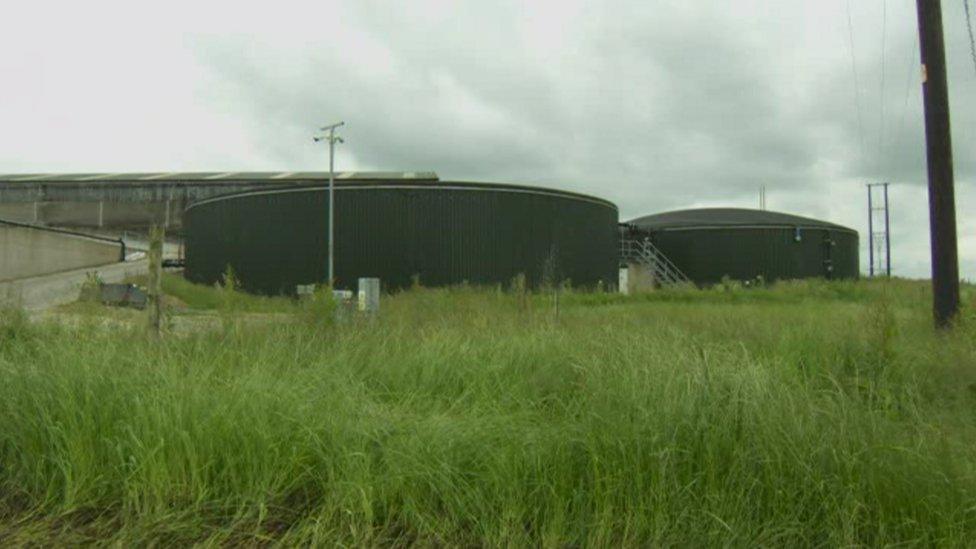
(147, 225, 164, 335)
(916, 0, 960, 328)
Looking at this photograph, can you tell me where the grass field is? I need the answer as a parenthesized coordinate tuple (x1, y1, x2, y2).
(1, 278, 976, 545)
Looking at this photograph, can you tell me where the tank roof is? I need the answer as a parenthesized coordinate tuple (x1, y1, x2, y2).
(627, 208, 855, 233)
(186, 179, 617, 211)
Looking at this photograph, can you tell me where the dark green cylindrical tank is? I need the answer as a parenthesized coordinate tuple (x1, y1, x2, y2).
(625, 208, 859, 284)
(184, 181, 618, 294)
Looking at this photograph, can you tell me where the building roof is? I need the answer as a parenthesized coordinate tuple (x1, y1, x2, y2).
(0, 171, 439, 183)
(627, 208, 855, 233)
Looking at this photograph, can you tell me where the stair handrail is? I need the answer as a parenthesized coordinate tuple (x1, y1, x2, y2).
(619, 236, 690, 285)
(639, 238, 690, 284)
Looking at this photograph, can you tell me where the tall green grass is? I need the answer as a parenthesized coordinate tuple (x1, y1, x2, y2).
(0, 279, 975, 545)
(159, 272, 296, 313)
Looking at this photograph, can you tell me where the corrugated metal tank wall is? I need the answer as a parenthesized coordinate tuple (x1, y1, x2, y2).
(184, 182, 618, 294)
(646, 227, 859, 284)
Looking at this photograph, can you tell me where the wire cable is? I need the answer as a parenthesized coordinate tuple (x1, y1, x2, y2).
(846, 0, 866, 163)
(878, 0, 887, 173)
(893, 33, 919, 160)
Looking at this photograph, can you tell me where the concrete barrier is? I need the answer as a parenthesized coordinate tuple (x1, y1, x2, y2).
(0, 259, 148, 311)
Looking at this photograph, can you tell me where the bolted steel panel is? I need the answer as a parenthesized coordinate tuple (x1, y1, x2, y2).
(626, 208, 859, 285)
(184, 181, 618, 294)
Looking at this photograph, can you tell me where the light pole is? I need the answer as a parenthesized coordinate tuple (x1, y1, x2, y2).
(314, 121, 344, 287)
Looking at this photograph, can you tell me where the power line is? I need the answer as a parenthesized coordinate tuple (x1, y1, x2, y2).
(893, 33, 919, 160)
(964, 0, 976, 75)
(846, 0, 866, 163)
(878, 0, 887, 173)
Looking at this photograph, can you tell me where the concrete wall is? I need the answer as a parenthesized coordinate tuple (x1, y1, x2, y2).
(0, 202, 35, 223)
(0, 179, 275, 230)
(0, 201, 180, 229)
(0, 176, 434, 231)
(0, 225, 122, 281)
(41, 201, 178, 229)
(625, 263, 657, 293)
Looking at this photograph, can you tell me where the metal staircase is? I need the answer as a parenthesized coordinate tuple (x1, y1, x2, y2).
(620, 237, 691, 286)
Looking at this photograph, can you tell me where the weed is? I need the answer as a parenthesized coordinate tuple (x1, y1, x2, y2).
(299, 285, 337, 329)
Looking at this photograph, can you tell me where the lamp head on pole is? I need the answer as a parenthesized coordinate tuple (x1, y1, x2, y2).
(314, 121, 345, 143)
(313, 129, 344, 145)
(319, 121, 345, 132)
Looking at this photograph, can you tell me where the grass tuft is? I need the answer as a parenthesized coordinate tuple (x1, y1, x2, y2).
(0, 278, 974, 545)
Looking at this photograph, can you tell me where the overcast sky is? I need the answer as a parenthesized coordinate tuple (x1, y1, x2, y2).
(1, 1, 974, 278)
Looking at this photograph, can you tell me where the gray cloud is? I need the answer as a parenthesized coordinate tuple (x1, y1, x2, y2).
(1, 0, 973, 277)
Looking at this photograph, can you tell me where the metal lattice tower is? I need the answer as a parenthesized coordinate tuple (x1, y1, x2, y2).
(866, 182, 891, 277)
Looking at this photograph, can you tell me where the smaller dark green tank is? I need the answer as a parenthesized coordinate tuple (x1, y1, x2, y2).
(625, 208, 859, 285)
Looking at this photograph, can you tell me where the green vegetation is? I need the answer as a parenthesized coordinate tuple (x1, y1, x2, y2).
(159, 271, 295, 313)
(1, 279, 976, 545)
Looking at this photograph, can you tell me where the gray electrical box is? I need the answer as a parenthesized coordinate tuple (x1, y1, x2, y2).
(358, 278, 380, 314)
